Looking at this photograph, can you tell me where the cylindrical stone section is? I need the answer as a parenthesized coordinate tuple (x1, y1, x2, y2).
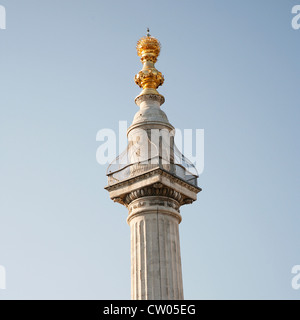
(127, 196, 184, 300)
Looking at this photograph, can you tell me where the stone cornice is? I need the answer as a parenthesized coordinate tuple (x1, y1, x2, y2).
(105, 167, 201, 194)
(105, 167, 201, 208)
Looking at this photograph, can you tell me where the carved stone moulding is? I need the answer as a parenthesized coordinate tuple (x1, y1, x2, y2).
(134, 94, 165, 106)
(127, 196, 182, 224)
(105, 167, 201, 209)
(125, 185, 183, 205)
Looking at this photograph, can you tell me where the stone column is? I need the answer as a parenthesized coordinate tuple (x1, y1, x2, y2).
(105, 32, 202, 301)
(127, 194, 184, 300)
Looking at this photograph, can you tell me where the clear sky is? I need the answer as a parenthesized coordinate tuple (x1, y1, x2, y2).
(0, 0, 299, 299)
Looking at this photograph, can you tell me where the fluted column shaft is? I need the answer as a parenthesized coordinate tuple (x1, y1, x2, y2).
(127, 196, 184, 300)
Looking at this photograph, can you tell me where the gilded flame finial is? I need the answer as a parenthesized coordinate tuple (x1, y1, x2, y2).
(134, 31, 165, 104)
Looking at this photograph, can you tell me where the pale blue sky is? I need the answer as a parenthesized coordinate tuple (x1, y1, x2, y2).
(0, 0, 299, 299)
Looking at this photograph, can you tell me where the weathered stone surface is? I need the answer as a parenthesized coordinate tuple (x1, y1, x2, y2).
(105, 34, 201, 300)
(128, 202, 183, 300)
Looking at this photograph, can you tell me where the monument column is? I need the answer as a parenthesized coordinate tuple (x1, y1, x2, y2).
(128, 192, 184, 300)
(105, 30, 201, 300)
